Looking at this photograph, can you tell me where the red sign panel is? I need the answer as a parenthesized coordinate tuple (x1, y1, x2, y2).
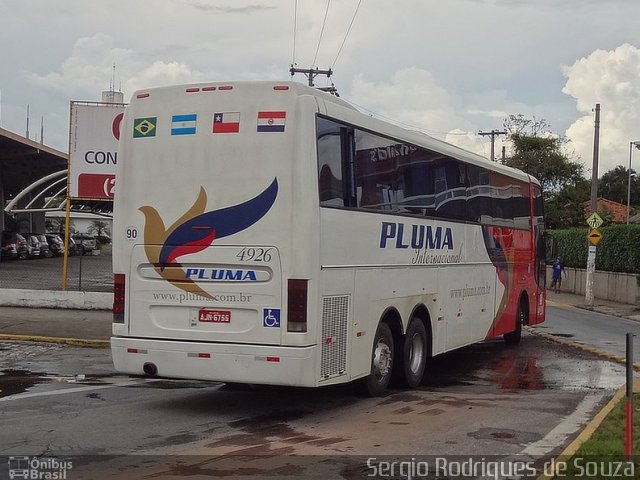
(77, 173, 116, 199)
(198, 309, 231, 323)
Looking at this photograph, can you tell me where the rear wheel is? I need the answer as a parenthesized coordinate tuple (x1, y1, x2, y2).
(357, 322, 394, 397)
(504, 302, 525, 345)
(401, 318, 428, 388)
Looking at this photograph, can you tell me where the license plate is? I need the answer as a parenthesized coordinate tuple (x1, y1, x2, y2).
(198, 309, 231, 323)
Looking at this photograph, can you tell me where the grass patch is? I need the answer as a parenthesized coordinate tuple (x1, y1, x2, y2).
(551, 393, 640, 479)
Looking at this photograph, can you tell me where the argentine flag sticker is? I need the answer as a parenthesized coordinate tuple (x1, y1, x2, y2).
(171, 114, 197, 135)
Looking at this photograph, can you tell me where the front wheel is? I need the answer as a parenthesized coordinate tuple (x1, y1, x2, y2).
(357, 322, 394, 397)
(504, 303, 525, 345)
(401, 318, 428, 388)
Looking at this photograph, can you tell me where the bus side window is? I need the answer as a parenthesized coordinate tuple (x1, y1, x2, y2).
(317, 118, 346, 206)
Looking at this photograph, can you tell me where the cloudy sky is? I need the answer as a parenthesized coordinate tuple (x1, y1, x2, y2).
(1, 0, 640, 176)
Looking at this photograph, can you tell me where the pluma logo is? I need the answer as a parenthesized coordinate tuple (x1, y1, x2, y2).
(139, 178, 278, 298)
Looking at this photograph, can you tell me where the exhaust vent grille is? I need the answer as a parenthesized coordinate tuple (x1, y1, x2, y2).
(320, 295, 349, 379)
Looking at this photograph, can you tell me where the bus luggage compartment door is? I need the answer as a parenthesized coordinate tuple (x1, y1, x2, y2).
(127, 244, 282, 345)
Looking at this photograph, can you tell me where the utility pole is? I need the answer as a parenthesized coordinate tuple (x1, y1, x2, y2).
(478, 129, 508, 161)
(585, 103, 600, 309)
(290, 66, 333, 87)
(289, 66, 339, 96)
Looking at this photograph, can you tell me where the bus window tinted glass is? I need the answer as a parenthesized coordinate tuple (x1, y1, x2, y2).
(432, 158, 466, 220)
(317, 118, 345, 206)
(354, 129, 415, 211)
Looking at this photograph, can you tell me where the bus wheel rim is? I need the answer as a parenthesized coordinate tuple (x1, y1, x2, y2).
(409, 333, 424, 373)
(373, 341, 391, 379)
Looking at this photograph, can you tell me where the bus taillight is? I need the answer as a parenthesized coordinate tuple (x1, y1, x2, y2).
(113, 274, 125, 324)
(287, 279, 308, 332)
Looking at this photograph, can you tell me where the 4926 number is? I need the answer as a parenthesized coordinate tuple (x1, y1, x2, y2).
(236, 247, 272, 262)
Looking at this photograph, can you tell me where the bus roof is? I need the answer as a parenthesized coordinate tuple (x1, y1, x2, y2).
(130, 80, 539, 186)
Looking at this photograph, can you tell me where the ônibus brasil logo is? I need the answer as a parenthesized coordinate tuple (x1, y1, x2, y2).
(140, 178, 278, 298)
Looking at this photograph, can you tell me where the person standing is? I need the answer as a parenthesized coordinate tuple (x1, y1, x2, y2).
(550, 257, 565, 293)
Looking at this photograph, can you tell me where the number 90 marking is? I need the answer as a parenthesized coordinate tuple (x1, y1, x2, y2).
(126, 227, 138, 242)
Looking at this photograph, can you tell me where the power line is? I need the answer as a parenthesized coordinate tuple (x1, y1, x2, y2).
(291, 0, 298, 65)
(312, 0, 332, 67)
(338, 94, 474, 137)
(331, 0, 363, 68)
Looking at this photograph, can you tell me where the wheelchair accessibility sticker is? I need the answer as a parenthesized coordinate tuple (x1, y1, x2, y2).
(263, 308, 280, 328)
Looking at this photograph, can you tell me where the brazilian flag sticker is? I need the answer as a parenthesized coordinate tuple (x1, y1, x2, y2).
(133, 117, 157, 138)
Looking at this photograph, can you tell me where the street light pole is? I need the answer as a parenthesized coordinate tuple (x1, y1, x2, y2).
(627, 141, 640, 224)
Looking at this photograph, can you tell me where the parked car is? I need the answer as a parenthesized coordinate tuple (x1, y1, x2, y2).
(45, 234, 78, 256)
(1, 239, 17, 260)
(72, 234, 97, 255)
(45, 234, 64, 256)
(67, 236, 78, 255)
(1, 232, 28, 260)
(28, 233, 52, 258)
(24, 234, 41, 259)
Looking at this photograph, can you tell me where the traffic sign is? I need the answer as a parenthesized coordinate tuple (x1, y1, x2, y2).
(586, 212, 603, 229)
(587, 228, 603, 245)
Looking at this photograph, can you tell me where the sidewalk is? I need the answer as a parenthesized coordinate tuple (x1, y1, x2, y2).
(0, 306, 111, 345)
(547, 290, 640, 322)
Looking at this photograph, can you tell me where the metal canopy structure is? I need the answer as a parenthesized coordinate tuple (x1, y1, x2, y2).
(0, 127, 68, 231)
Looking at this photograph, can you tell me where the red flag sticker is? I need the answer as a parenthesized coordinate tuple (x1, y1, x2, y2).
(257, 111, 286, 132)
(213, 112, 240, 134)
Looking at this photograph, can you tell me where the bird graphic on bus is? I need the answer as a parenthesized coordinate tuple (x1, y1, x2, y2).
(139, 178, 278, 298)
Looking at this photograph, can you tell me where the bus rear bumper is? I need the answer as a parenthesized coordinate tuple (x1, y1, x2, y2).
(111, 337, 318, 387)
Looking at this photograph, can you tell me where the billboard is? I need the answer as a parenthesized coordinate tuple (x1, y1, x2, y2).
(68, 101, 126, 200)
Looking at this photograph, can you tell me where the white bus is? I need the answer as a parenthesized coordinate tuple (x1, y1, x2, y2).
(111, 81, 546, 396)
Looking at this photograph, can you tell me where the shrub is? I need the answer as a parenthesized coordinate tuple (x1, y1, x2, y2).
(549, 224, 640, 273)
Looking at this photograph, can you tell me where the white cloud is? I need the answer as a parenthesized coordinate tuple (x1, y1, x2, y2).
(25, 33, 210, 102)
(124, 61, 208, 95)
(26, 33, 132, 97)
(348, 68, 490, 153)
(349, 68, 471, 132)
(563, 44, 640, 174)
(347, 68, 517, 160)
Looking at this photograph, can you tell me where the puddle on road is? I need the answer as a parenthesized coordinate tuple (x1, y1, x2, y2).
(468, 427, 541, 445)
(0, 369, 122, 399)
(422, 336, 624, 393)
(0, 369, 48, 397)
(126, 379, 217, 390)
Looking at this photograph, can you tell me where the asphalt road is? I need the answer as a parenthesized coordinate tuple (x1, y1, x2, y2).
(0, 330, 625, 479)
(536, 304, 640, 363)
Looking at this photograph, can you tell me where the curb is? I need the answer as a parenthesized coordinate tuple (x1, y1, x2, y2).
(527, 326, 638, 479)
(525, 326, 640, 371)
(0, 333, 109, 348)
(535, 384, 628, 480)
(0, 288, 112, 310)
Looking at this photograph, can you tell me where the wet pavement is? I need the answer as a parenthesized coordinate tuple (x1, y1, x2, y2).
(535, 304, 640, 363)
(0, 334, 624, 465)
(0, 291, 636, 478)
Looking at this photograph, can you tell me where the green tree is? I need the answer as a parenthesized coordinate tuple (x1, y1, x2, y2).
(544, 178, 590, 229)
(599, 165, 639, 206)
(506, 133, 584, 194)
(502, 114, 588, 228)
